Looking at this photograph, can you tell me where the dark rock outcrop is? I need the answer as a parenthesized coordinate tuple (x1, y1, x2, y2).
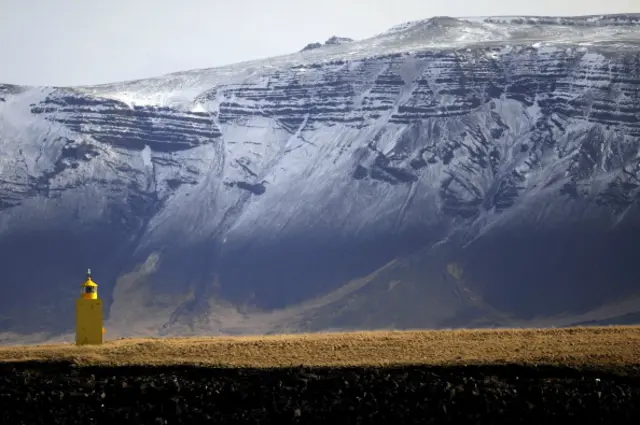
(301, 42, 322, 51)
(30, 93, 221, 152)
(301, 36, 354, 52)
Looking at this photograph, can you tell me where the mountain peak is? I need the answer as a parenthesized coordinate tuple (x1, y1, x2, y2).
(381, 13, 640, 37)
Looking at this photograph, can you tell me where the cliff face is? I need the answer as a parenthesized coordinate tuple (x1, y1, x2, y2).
(1, 15, 640, 339)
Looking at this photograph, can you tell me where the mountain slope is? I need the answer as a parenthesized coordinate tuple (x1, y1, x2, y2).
(1, 14, 640, 341)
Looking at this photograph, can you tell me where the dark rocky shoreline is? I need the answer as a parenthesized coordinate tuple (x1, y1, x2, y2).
(1, 362, 639, 424)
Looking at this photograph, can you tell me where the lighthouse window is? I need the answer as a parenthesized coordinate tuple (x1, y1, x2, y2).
(84, 287, 96, 294)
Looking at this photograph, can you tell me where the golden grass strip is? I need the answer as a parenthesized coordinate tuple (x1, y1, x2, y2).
(0, 326, 639, 368)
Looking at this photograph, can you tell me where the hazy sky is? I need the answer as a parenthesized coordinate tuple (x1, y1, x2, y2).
(0, 0, 636, 87)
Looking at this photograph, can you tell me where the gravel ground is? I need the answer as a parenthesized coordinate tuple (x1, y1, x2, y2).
(1, 362, 639, 424)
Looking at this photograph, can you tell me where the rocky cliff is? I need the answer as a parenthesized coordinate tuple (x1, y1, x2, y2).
(1, 14, 640, 341)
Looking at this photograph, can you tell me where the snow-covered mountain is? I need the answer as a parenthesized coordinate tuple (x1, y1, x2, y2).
(1, 14, 640, 341)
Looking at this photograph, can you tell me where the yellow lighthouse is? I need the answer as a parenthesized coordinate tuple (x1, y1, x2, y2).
(75, 268, 104, 346)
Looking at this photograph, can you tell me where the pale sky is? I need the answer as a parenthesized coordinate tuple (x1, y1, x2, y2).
(0, 0, 636, 87)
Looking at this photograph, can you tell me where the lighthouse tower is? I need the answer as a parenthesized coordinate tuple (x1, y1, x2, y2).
(75, 268, 104, 346)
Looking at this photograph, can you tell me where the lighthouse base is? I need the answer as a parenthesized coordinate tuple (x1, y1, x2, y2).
(75, 299, 103, 346)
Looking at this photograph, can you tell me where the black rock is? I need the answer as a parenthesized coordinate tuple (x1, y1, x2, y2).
(1, 362, 639, 424)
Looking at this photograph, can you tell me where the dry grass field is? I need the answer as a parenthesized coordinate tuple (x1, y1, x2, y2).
(0, 326, 639, 368)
